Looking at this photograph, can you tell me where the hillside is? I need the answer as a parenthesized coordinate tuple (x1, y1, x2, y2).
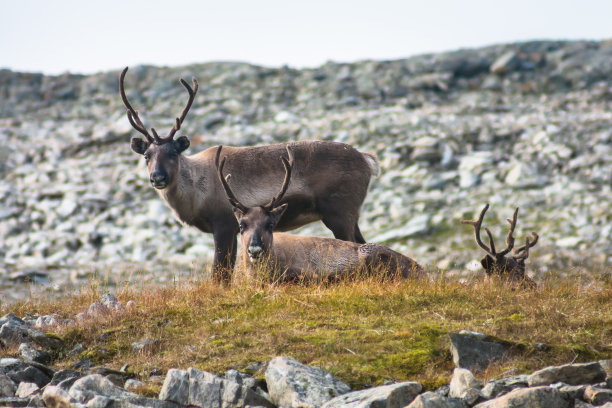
(1, 40, 611, 302)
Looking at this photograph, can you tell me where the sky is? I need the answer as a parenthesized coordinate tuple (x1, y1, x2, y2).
(1, 0, 611, 75)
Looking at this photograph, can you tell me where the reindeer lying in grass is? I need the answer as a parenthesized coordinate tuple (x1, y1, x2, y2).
(216, 146, 424, 282)
(462, 204, 538, 288)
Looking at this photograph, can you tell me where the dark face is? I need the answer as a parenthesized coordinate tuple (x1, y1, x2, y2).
(233, 204, 287, 263)
(131, 136, 190, 190)
(480, 255, 523, 279)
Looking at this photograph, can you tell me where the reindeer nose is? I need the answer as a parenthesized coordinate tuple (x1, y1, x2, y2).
(247, 245, 263, 256)
(150, 171, 168, 188)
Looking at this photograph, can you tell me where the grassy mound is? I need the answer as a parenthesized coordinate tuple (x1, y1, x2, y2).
(4, 272, 611, 391)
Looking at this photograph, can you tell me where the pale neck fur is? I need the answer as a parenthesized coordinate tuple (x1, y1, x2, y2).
(157, 155, 209, 226)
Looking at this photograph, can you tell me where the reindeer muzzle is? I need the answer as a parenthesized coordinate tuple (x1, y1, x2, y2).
(247, 245, 263, 262)
(150, 172, 168, 189)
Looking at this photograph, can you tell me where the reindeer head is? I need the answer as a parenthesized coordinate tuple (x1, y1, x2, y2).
(120, 67, 198, 190)
(215, 146, 293, 263)
(461, 204, 538, 288)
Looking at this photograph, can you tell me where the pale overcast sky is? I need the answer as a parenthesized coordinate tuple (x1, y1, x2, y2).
(1, 0, 611, 75)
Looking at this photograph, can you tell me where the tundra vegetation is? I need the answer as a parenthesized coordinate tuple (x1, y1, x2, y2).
(2, 274, 611, 395)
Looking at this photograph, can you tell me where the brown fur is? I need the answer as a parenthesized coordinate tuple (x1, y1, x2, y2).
(218, 150, 424, 282)
(122, 67, 379, 282)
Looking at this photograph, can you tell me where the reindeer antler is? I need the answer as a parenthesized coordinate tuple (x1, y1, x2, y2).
(161, 77, 199, 143)
(513, 232, 539, 260)
(497, 207, 519, 256)
(119, 67, 199, 145)
(119, 67, 155, 143)
(461, 203, 496, 257)
(263, 146, 294, 210)
(215, 146, 249, 213)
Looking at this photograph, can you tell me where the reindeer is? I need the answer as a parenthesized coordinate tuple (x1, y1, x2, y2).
(120, 67, 379, 282)
(461, 204, 538, 288)
(216, 146, 424, 281)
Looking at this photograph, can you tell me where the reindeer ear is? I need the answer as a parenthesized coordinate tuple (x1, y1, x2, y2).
(174, 136, 190, 154)
(269, 203, 288, 223)
(131, 138, 149, 155)
(480, 255, 494, 273)
(232, 207, 246, 221)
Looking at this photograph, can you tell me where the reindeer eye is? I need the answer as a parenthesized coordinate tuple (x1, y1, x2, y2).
(144, 154, 150, 162)
(239, 223, 246, 232)
(267, 222, 274, 230)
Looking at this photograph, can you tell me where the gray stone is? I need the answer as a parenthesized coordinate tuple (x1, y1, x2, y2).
(187, 367, 275, 408)
(124, 379, 145, 391)
(131, 338, 159, 353)
(0, 320, 62, 349)
(474, 386, 572, 408)
(584, 385, 612, 405)
(449, 333, 507, 371)
(449, 368, 482, 399)
(15, 381, 39, 398)
(8, 366, 50, 388)
(0, 397, 30, 407)
(265, 356, 351, 408)
(159, 369, 189, 405)
(69, 374, 178, 408)
(406, 391, 466, 408)
(19, 342, 51, 364)
(527, 362, 606, 386)
(490, 52, 520, 75)
(321, 381, 421, 408)
(0, 374, 16, 397)
(43, 385, 76, 408)
(371, 215, 431, 242)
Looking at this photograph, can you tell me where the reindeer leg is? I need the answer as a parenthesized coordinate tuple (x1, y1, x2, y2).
(212, 225, 237, 285)
(354, 222, 366, 244)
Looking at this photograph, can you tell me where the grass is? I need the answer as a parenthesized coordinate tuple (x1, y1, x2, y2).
(3, 271, 612, 392)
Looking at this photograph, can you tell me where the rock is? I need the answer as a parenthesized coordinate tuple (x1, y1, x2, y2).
(159, 369, 189, 405)
(321, 381, 422, 408)
(16, 381, 39, 398)
(265, 356, 351, 408)
(406, 391, 466, 408)
(8, 365, 51, 388)
(371, 215, 432, 242)
(449, 333, 508, 371)
(19, 343, 51, 364)
(186, 367, 274, 408)
(69, 374, 178, 408)
(42, 385, 75, 408)
(124, 379, 145, 391)
(474, 386, 571, 408)
(490, 52, 520, 75)
(0, 320, 62, 349)
(0, 374, 16, 397)
(131, 338, 159, 353)
(101, 293, 125, 312)
(0, 397, 30, 407)
(527, 362, 606, 386)
(584, 385, 612, 405)
(49, 369, 81, 390)
(449, 368, 482, 404)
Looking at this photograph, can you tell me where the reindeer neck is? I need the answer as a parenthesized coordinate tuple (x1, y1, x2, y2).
(158, 155, 210, 226)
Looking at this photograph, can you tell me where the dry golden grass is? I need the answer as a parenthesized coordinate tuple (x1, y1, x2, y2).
(3, 271, 611, 390)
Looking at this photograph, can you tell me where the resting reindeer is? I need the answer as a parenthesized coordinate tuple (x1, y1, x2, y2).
(461, 204, 538, 288)
(216, 146, 424, 281)
(120, 67, 379, 282)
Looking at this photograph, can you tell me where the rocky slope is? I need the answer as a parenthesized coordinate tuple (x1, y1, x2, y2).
(1, 40, 611, 302)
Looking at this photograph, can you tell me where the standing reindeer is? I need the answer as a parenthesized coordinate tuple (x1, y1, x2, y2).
(461, 204, 538, 288)
(120, 67, 379, 282)
(216, 146, 424, 281)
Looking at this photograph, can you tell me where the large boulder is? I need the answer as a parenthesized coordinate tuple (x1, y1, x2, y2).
(449, 333, 509, 372)
(265, 356, 351, 408)
(474, 386, 572, 408)
(527, 362, 606, 386)
(321, 381, 422, 408)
